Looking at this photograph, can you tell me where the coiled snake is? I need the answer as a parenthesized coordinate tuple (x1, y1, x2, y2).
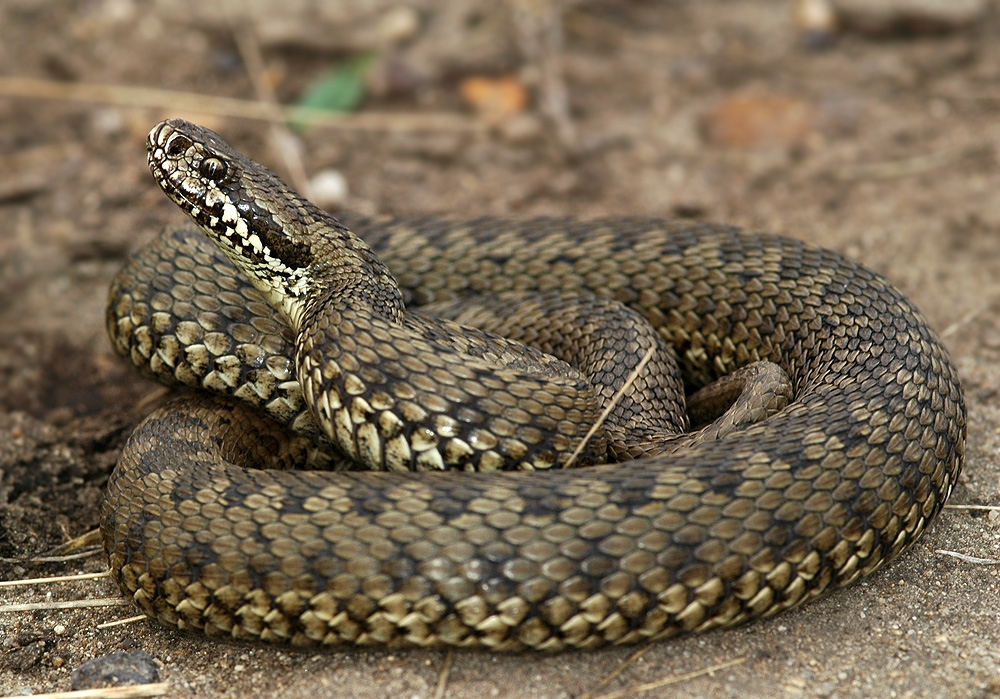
(102, 119, 966, 650)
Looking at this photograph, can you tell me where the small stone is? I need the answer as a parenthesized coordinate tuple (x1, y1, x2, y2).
(377, 6, 419, 44)
(91, 108, 126, 136)
(6, 642, 45, 673)
(309, 169, 349, 209)
(71, 650, 160, 690)
(53, 624, 66, 635)
(795, 0, 839, 50)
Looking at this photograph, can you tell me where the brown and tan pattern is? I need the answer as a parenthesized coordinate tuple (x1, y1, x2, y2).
(101, 119, 965, 651)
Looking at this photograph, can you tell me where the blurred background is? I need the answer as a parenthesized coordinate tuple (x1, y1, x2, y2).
(2, 1, 1000, 697)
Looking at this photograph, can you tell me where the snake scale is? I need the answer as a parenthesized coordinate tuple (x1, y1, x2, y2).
(102, 119, 966, 651)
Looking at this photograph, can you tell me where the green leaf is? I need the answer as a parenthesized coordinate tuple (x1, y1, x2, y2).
(291, 53, 375, 129)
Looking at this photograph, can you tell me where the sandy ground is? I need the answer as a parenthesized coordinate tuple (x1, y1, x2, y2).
(2, 1, 1000, 697)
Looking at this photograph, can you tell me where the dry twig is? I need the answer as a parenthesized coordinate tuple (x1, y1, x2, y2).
(936, 550, 1000, 565)
(0, 683, 169, 699)
(97, 614, 149, 630)
(941, 300, 995, 339)
(0, 549, 104, 564)
(224, 0, 311, 196)
(564, 344, 656, 468)
(832, 148, 974, 181)
(579, 644, 654, 699)
(0, 76, 481, 133)
(431, 648, 455, 699)
(589, 657, 747, 699)
(0, 571, 110, 588)
(0, 598, 129, 613)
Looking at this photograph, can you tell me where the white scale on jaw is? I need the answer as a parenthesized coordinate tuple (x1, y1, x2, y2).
(206, 183, 313, 326)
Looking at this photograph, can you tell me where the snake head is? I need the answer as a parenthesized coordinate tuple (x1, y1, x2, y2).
(147, 119, 319, 321)
(147, 119, 406, 329)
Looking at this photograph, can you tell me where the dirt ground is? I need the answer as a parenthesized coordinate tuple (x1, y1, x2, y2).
(2, 1, 1000, 697)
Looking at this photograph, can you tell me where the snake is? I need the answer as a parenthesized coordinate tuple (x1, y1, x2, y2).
(101, 118, 966, 651)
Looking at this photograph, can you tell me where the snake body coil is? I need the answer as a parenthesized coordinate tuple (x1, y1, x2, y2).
(102, 119, 966, 650)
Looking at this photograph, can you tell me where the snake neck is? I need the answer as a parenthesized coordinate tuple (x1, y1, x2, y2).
(146, 119, 406, 332)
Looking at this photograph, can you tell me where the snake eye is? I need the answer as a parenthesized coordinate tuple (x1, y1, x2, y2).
(164, 134, 192, 156)
(200, 157, 227, 181)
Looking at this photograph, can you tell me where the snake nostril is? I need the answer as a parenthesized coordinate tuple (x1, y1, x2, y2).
(165, 133, 193, 156)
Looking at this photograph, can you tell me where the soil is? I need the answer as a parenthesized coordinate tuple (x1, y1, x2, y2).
(2, 1, 1000, 697)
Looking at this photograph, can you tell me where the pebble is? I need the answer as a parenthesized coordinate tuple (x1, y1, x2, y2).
(308, 169, 349, 209)
(377, 6, 419, 44)
(71, 650, 160, 690)
(794, 0, 839, 50)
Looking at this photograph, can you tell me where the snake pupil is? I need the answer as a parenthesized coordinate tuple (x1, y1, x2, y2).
(200, 158, 227, 181)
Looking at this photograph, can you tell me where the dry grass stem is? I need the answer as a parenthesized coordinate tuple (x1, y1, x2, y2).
(224, 0, 310, 196)
(431, 648, 455, 699)
(0, 549, 104, 564)
(579, 644, 654, 699)
(590, 657, 747, 699)
(564, 344, 656, 468)
(0, 530, 105, 564)
(0, 682, 169, 699)
(55, 529, 104, 553)
(96, 614, 149, 630)
(0, 571, 110, 588)
(0, 76, 481, 133)
(0, 598, 129, 612)
(941, 300, 994, 339)
(936, 550, 1000, 565)
(834, 148, 973, 181)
